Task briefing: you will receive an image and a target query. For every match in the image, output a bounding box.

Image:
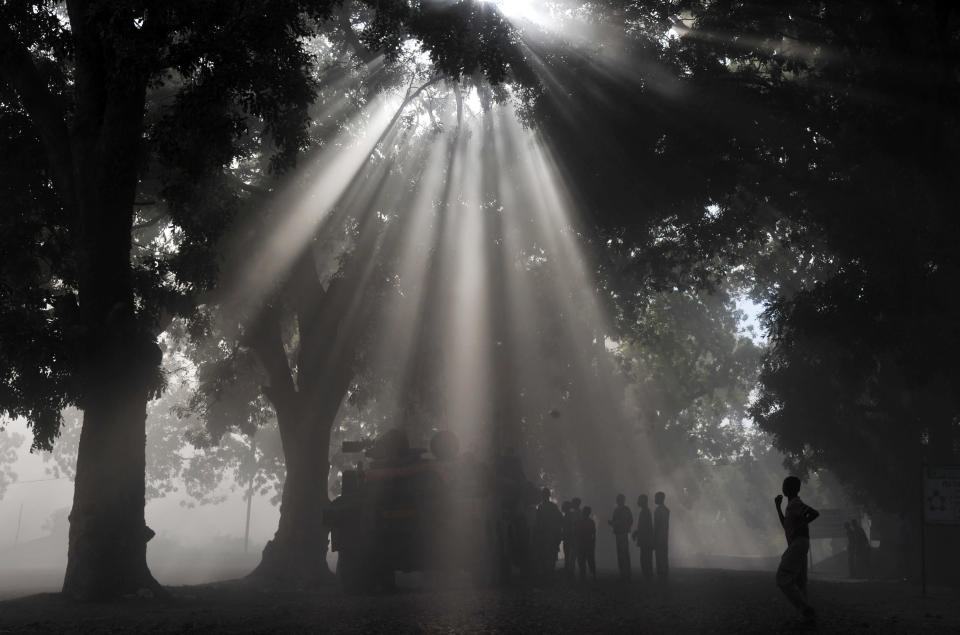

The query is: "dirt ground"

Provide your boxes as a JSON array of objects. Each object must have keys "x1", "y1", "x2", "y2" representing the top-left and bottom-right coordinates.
[{"x1": 0, "y1": 568, "x2": 957, "y2": 634}]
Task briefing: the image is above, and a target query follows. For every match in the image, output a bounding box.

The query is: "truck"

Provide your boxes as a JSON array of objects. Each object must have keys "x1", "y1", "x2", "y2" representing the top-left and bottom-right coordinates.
[{"x1": 324, "y1": 429, "x2": 536, "y2": 592}]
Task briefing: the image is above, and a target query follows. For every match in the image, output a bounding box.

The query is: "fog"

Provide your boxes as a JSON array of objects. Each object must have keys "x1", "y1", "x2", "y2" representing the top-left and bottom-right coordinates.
[
  {"x1": 3, "y1": 2, "x2": 958, "y2": 632},
  {"x1": 0, "y1": 72, "x2": 858, "y2": 600},
  {"x1": 0, "y1": 278, "x2": 855, "y2": 599},
  {"x1": 0, "y1": 420, "x2": 283, "y2": 599}
]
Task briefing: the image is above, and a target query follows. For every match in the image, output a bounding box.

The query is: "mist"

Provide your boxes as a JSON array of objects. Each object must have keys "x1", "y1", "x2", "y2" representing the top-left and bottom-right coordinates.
[{"x1": 1, "y1": 1, "x2": 958, "y2": 632}]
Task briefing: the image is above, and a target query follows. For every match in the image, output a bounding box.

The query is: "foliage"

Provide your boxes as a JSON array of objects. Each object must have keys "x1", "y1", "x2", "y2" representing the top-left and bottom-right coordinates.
[
  {"x1": 620, "y1": 285, "x2": 762, "y2": 469},
  {"x1": 0, "y1": 0, "x2": 341, "y2": 450},
  {"x1": 551, "y1": 1, "x2": 960, "y2": 511},
  {"x1": 0, "y1": 95, "x2": 75, "y2": 450},
  {"x1": 39, "y1": 344, "x2": 286, "y2": 506},
  {"x1": 677, "y1": 0, "x2": 960, "y2": 510},
  {"x1": 0, "y1": 428, "x2": 24, "y2": 500}
]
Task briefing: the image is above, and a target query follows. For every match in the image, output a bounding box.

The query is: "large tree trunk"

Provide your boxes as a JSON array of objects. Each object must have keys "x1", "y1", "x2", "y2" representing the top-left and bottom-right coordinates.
[
  {"x1": 62, "y1": 181, "x2": 160, "y2": 598},
  {"x1": 250, "y1": 396, "x2": 337, "y2": 585},
  {"x1": 62, "y1": 183, "x2": 161, "y2": 598},
  {"x1": 61, "y1": 51, "x2": 155, "y2": 595},
  {"x1": 63, "y1": 365, "x2": 159, "y2": 599}
]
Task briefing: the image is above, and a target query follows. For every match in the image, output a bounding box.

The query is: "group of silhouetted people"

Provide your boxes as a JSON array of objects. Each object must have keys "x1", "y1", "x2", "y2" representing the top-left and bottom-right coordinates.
[
  {"x1": 609, "y1": 492, "x2": 671, "y2": 583},
  {"x1": 532, "y1": 475, "x2": 824, "y2": 625},
  {"x1": 533, "y1": 488, "x2": 670, "y2": 585},
  {"x1": 560, "y1": 497, "x2": 596, "y2": 581}
]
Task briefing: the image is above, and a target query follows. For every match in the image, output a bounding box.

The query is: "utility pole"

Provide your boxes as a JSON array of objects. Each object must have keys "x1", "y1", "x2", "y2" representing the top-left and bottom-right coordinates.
[
  {"x1": 14, "y1": 502, "x2": 23, "y2": 545},
  {"x1": 920, "y1": 461, "x2": 927, "y2": 598}
]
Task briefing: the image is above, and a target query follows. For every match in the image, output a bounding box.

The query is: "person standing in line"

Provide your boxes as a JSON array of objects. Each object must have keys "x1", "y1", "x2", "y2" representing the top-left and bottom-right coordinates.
[
  {"x1": 653, "y1": 491, "x2": 670, "y2": 582},
  {"x1": 577, "y1": 506, "x2": 597, "y2": 581},
  {"x1": 632, "y1": 494, "x2": 654, "y2": 580},
  {"x1": 851, "y1": 518, "x2": 871, "y2": 579},
  {"x1": 774, "y1": 476, "x2": 820, "y2": 622},
  {"x1": 534, "y1": 488, "x2": 563, "y2": 580},
  {"x1": 843, "y1": 520, "x2": 857, "y2": 578},
  {"x1": 609, "y1": 493, "x2": 633, "y2": 582}
]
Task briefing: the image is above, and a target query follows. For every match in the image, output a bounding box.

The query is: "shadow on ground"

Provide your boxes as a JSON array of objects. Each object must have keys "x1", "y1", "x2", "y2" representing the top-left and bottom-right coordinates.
[{"x1": 0, "y1": 568, "x2": 956, "y2": 634}]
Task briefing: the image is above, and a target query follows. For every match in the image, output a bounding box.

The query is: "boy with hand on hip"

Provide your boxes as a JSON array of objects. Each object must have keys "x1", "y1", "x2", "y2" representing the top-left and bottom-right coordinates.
[{"x1": 775, "y1": 476, "x2": 820, "y2": 622}]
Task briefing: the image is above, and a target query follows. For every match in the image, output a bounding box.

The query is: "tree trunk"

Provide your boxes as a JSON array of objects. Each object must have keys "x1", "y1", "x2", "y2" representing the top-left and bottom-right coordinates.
[
  {"x1": 62, "y1": 195, "x2": 161, "y2": 598},
  {"x1": 248, "y1": 241, "x2": 368, "y2": 586},
  {"x1": 250, "y1": 396, "x2": 337, "y2": 585},
  {"x1": 62, "y1": 72, "x2": 156, "y2": 596},
  {"x1": 63, "y1": 370, "x2": 159, "y2": 599}
]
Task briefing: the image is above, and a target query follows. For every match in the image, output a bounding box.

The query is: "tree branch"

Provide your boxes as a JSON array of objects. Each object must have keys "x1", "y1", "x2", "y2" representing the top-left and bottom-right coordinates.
[
  {"x1": 383, "y1": 75, "x2": 442, "y2": 134},
  {"x1": 246, "y1": 305, "x2": 297, "y2": 411},
  {"x1": 453, "y1": 82, "x2": 464, "y2": 129}
]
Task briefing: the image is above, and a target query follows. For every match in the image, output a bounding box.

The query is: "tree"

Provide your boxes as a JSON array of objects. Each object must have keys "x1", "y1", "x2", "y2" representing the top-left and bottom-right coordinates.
[
  {"x1": 537, "y1": 1, "x2": 960, "y2": 511},
  {"x1": 175, "y1": 2, "x2": 777, "y2": 583},
  {"x1": 120, "y1": 0, "x2": 528, "y2": 585},
  {"x1": 0, "y1": 0, "x2": 364, "y2": 599},
  {"x1": 182, "y1": 100, "x2": 467, "y2": 583},
  {"x1": 663, "y1": 0, "x2": 960, "y2": 511}
]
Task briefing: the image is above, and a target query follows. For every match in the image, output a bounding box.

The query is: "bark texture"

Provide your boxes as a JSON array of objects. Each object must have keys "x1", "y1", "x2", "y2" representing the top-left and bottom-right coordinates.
[
  {"x1": 250, "y1": 397, "x2": 337, "y2": 585},
  {"x1": 63, "y1": 364, "x2": 159, "y2": 599}
]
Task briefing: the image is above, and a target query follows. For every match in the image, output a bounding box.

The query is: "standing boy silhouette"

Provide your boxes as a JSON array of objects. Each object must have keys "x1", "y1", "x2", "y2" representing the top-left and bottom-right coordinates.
[
  {"x1": 633, "y1": 494, "x2": 654, "y2": 580},
  {"x1": 775, "y1": 476, "x2": 819, "y2": 621},
  {"x1": 653, "y1": 491, "x2": 670, "y2": 582},
  {"x1": 609, "y1": 494, "x2": 633, "y2": 582}
]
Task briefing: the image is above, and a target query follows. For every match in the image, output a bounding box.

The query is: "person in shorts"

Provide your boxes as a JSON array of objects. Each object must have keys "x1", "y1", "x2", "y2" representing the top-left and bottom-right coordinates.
[{"x1": 775, "y1": 476, "x2": 819, "y2": 621}]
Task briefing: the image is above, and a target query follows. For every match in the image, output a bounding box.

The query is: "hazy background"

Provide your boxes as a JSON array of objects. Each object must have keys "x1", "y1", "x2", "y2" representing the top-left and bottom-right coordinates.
[{"x1": 0, "y1": 298, "x2": 860, "y2": 600}]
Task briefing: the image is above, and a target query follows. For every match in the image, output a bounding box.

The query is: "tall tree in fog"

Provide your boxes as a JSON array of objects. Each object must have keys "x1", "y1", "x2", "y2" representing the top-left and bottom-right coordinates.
[
  {"x1": 0, "y1": 1, "x2": 332, "y2": 598},
  {"x1": 152, "y1": 2, "x2": 528, "y2": 584}
]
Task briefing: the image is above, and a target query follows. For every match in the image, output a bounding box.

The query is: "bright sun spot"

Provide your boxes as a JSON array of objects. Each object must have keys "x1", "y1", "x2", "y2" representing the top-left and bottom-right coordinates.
[{"x1": 480, "y1": 0, "x2": 552, "y2": 27}]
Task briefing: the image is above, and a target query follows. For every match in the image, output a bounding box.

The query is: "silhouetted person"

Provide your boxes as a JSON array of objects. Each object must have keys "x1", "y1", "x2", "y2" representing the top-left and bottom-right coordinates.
[
  {"x1": 653, "y1": 491, "x2": 670, "y2": 582},
  {"x1": 496, "y1": 501, "x2": 518, "y2": 581},
  {"x1": 577, "y1": 506, "x2": 597, "y2": 581},
  {"x1": 563, "y1": 498, "x2": 581, "y2": 579},
  {"x1": 851, "y1": 518, "x2": 870, "y2": 579},
  {"x1": 609, "y1": 493, "x2": 633, "y2": 582},
  {"x1": 843, "y1": 520, "x2": 856, "y2": 578},
  {"x1": 632, "y1": 494, "x2": 654, "y2": 580},
  {"x1": 775, "y1": 476, "x2": 819, "y2": 622},
  {"x1": 534, "y1": 487, "x2": 563, "y2": 580}
]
